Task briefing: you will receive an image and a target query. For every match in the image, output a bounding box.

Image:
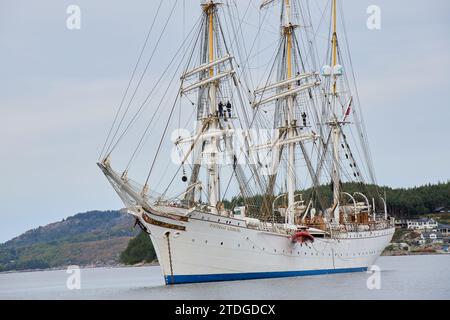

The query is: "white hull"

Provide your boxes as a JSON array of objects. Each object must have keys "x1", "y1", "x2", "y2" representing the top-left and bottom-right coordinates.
[{"x1": 136, "y1": 209, "x2": 394, "y2": 285}]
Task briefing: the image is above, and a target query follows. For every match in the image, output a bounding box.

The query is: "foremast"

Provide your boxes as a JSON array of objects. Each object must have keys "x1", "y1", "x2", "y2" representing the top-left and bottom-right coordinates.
[
  {"x1": 204, "y1": 0, "x2": 219, "y2": 214},
  {"x1": 179, "y1": 0, "x2": 259, "y2": 214}
]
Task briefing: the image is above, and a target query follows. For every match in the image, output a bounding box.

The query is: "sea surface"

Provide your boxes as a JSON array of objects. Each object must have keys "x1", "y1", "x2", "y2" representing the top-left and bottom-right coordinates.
[{"x1": 0, "y1": 255, "x2": 449, "y2": 300}]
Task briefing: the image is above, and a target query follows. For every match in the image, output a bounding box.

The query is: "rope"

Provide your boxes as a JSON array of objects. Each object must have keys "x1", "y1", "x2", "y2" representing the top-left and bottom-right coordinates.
[
  {"x1": 104, "y1": 0, "x2": 179, "y2": 158},
  {"x1": 166, "y1": 233, "x2": 174, "y2": 285},
  {"x1": 108, "y1": 15, "x2": 203, "y2": 163},
  {"x1": 98, "y1": 0, "x2": 164, "y2": 160},
  {"x1": 144, "y1": 91, "x2": 180, "y2": 187},
  {"x1": 124, "y1": 17, "x2": 204, "y2": 171}
]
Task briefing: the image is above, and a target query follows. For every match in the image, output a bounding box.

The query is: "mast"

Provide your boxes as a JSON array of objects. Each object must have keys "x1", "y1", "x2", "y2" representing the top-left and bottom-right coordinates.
[
  {"x1": 205, "y1": 0, "x2": 219, "y2": 213},
  {"x1": 284, "y1": 0, "x2": 296, "y2": 225},
  {"x1": 332, "y1": 0, "x2": 338, "y2": 95},
  {"x1": 257, "y1": 0, "x2": 320, "y2": 224},
  {"x1": 331, "y1": 0, "x2": 340, "y2": 222},
  {"x1": 179, "y1": 0, "x2": 257, "y2": 214}
]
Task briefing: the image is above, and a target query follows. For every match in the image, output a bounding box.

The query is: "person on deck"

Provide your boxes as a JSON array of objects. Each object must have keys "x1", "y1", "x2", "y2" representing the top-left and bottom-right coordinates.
[
  {"x1": 226, "y1": 100, "x2": 232, "y2": 118},
  {"x1": 296, "y1": 71, "x2": 301, "y2": 86},
  {"x1": 218, "y1": 101, "x2": 224, "y2": 118}
]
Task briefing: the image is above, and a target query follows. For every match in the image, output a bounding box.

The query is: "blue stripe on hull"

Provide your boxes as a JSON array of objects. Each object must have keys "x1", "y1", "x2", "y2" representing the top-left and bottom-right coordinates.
[{"x1": 164, "y1": 267, "x2": 368, "y2": 285}]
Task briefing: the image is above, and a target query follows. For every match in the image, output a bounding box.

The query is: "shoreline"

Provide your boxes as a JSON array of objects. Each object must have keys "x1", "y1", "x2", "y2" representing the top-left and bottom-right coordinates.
[
  {"x1": 0, "y1": 261, "x2": 160, "y2": 275},
  {"x1": 2, "y1": 253, "x2": 448, "y2": 275}
]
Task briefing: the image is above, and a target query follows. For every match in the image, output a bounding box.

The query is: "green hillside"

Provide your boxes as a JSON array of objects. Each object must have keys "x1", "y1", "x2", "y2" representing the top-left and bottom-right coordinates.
[
  {"x1": 226, "y1": 181, "x2": 450, "y2": 218},
  {"x1": 0, "y1": 210, "x2": 139, "y2": 272},
  {"x1": 120, "y1": 231, "x2": 157, "y2": 265}
]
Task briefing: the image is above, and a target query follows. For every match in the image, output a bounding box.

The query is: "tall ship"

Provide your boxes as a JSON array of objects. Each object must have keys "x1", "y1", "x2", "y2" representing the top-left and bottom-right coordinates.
[{"x1": 98, "y1": 0, "x2": 395, "y2": 285}]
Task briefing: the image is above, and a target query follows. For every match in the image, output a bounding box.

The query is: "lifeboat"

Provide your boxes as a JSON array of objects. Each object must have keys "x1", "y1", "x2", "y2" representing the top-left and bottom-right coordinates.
[{"x1": 291, "y1": 230, "x2": 314, "y2": 244}]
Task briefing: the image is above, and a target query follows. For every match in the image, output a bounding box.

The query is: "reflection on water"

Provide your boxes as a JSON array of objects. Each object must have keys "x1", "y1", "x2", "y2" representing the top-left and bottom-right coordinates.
[{"x1": 0, "y1": 255, "x2": 449, "y2": 300}]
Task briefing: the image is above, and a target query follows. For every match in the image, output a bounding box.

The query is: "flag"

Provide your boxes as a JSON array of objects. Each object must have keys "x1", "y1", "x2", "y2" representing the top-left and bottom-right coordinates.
[{"x1": 343, "y1": 97, "x2": 353, "y2": 121}]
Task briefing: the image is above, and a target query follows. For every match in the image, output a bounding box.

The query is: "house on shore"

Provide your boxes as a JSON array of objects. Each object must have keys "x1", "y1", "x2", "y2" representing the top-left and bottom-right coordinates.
[
  {"x1": 437, "y1": 224, "x2": 450, "y2": 237},
  {"x1": 433, "y1": 206, "x2": 450, "y2": 214},
  {"x1": 407, "y1": 218, "x2": 438, "y2": 230},
  {"x1": 394, "y1": 219, "x2": 408, "y2": 229},
  {"x1": 418, "y1": 231, "x2": 444, "y2": 245}
]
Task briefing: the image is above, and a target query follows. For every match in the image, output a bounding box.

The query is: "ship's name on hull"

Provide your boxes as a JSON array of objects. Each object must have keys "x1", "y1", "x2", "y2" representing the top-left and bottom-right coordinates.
[{"x1": 210, "y1": 223, "x2": 241, "y2": 233}]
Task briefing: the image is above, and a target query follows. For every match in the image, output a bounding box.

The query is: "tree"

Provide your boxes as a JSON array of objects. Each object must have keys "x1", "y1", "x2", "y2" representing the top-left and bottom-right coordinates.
[{"x1": 120, "y1": 231, "x2": 157, "y2": 265}]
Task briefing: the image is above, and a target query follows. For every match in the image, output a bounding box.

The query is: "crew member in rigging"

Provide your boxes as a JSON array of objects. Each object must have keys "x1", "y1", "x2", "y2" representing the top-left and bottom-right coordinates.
[
  {"x1": 226, "y1": 100, "x2": 232, "y2": 118},
  {"x1": 301, "y1": 112, "x2": 307, "y2": 127},
  {"x1": 218, "y1": 101, "x2": 224, "y2": 118}
]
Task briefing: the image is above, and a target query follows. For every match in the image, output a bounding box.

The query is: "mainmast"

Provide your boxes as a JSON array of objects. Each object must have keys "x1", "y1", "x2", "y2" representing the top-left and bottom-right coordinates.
[
  {"x1": 330, "y1": 0, "x2": 341, "y2": 222},
  {"x1": 256, "y1": 0, "x2": 320, "y2": 225},
  {"x1": 284, "y1": 0, "x2": 296, "y2": 225}
]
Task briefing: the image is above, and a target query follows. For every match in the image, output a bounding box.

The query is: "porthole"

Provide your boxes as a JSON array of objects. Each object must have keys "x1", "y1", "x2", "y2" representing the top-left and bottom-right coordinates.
[{"x1": 220, "y1": 241, "x2": 223, "y2": 245}]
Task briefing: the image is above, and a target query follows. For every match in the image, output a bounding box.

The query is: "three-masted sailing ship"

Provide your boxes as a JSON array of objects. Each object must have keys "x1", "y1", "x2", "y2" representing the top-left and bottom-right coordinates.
[{"x1": 98, "y1": 0, "x2": 395, "y2": 285}]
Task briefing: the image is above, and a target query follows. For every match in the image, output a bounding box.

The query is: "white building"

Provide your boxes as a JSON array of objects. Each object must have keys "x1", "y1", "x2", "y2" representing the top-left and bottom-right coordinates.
[
  {"x1": 437, "y1": 224, "x2": 450, "y2": 237},
  {"x1": 418, "y1": 231, "x2": 444, "y2": 245},
  {"x1": 407, "y1": 218, "x2": 438, "y2": 230}
]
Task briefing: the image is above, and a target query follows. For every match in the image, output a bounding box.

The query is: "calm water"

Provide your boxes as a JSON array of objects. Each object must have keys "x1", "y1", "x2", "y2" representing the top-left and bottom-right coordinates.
[{"x1": 0, "y1": 255, "x2": 449, "y2": 300}]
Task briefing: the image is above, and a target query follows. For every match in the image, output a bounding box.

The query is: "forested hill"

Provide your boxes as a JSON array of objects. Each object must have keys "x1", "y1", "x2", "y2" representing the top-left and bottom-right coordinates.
[
  {"x1": 383, "y1": 182, "x2": 450, "y2": 216},
  {"x1": 0, "y1": 210, "x2": 139, "y2": 272},
  {"x1": 310, "y1": 181, "x2": 450, "y2": 217},
  {"x1": 227, "y1": 181, "x2": 450, "y2": 217}
]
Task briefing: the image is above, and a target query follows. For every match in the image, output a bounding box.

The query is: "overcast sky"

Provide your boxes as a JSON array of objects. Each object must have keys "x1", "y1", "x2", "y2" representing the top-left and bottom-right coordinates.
[{"x1": 1, "y1": 0, "x2": 449, "y2": 242}]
